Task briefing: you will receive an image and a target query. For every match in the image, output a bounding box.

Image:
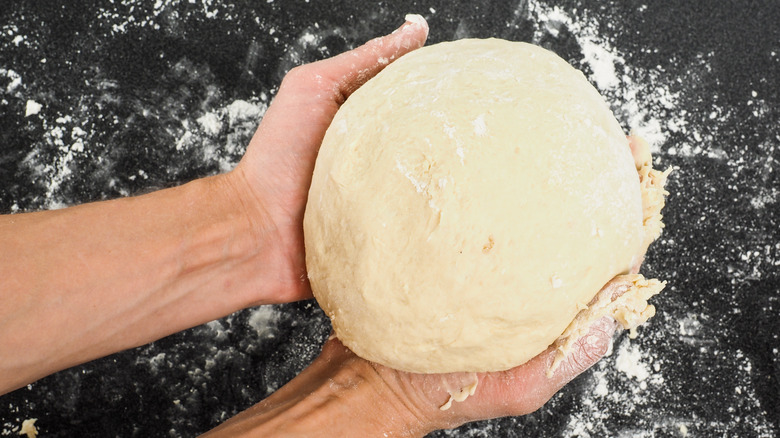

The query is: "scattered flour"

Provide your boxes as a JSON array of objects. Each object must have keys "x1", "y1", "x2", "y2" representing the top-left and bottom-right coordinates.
[
  {"x1": 1, "y1": 68, "x2": 23, "y2": 93},
  {"x1": 196, "y1": 112, "x2": 222, "y2": 136},
  {"x1": 614, "y1": 340, "x2": 651, "y2": 383},
  {"x1": 524, "y1": 2, "x2": 777, "y2": 437},
  {"x1": 185, "y1": 98, "x2": 268, "y2": 170},
  {"x1": 561, "y1": 337, "x2": 668, "y2": 437},
  {"x1": 529, "y1": 1, "x2": 686, "y2": 153},
  {"x1": 247, "y1": 306, "x2": 280, "y2": 339},
  {"x1": 97, "y1": 0, "x2": 238, "y2": 35},
  {"x1": 24, "y1": 100, "x2": 41, "y2": 117},
  {"x1": 25, "y1": 115, "x2": 88, "y2": 209},
  {"x1": 206, "y1": 320, "x2": 229, "y2": 342}
]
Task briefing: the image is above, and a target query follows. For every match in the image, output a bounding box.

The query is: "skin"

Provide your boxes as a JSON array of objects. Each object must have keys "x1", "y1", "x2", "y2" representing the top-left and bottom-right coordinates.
[
  {"x1": 0, "y1": 16, "x2": 647, "y2": 436},
  {"x1": 203, "y1": 318, "x2": 619, "y2": 437}
]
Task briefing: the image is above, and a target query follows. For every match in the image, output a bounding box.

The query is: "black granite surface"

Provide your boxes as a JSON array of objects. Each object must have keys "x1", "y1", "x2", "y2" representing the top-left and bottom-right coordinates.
[{"x1": 1, "y1": 1, "x2": 778, "y2": 436}]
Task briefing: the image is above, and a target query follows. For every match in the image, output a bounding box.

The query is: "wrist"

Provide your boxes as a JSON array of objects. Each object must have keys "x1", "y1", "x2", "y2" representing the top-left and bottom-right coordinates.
[
  {"x1": 218, "y1": 168, "x2": 275, "y2": 251},
  {"x1": 205, "y1": 340, "x2": 434, "y2": 437},
  {"x1": 223, "y1": 166, "x2": 312, "y2": 305},
  {"x1": 167, "y1": 173, "x2": 275, "y2": 310}
]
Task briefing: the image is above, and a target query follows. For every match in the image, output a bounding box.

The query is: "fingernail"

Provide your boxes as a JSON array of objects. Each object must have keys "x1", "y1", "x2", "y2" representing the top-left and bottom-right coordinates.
[
  {"x1": 404, "y1": 13, "x2": 427, "y2": 26},
  {"x1": 393, "y1": 13, "x2": 429, "y2": 36}
]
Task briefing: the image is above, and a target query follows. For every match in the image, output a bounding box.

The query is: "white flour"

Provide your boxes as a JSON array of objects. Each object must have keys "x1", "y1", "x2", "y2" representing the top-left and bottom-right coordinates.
[
  {"x1": 16, "y1": 94, "x2": 267, "y2": 210},
  {"x1": 247, "y1": 306, "x2": 281, "y2": 339},
  {"x1": 529, "y1": 1, "x2": 686, "y2": 153},
  {"x1": 177, "y1": 97, "x2": 269, "y2": 173},
  {"x1": 525, "y1": 1, "x2": 777, "y2": 437}
]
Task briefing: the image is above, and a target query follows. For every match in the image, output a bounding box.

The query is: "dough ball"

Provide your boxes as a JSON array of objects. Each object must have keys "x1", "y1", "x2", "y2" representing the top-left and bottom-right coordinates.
[{"x1": 304, "y1": 39, "x2": 644, "y2": 373}]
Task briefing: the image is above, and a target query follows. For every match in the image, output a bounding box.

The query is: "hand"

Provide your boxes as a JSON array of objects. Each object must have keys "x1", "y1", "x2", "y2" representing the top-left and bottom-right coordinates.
[
  {"x1": 204, "y1": 314, "x2": 618, "y2": 436},
  {"x1": 227, "y1": 16, "x2": 429, "y2": 305},
  {"x1": 0, "y1": 17, "x2": 428, "y2": 394},
  {"x1": 627, "y1": 134, "x2": 652, "y2": 169},
  {"x1": 0, "y1": 15, "x2": 429, "y2": 395},
  {"x1": 334, "y1": 317, "x2": 617, "y2": 435}
]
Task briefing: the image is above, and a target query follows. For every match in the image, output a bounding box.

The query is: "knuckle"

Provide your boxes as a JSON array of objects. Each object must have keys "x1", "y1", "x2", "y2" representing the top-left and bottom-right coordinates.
[
  {"x1": 280, "y1": 65, "x2": 306, "y2": 87},
  {"x1": 567, "y1": 333, "x2": 610, "y2": 374},
  {"x1": 280, "y1": 64, "x2": 323, "y2": 91}
]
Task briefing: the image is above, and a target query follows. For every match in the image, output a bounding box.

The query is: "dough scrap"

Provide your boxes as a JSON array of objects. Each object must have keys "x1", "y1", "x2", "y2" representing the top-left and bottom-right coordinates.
[
  {"x1": 548, "y1": 135, "x2": 671, "y2": 375},
  {"x1": 548, "y1": 274, "x2": 666, "y2": 376},
  {"x1": 439, "y1": 373, "x2": 479, "y2": 411},
  {"x1": 305, "y1": 39, "x2": 668, "y2": 374},
  {"x1": 18, "y1": 419, "x2": 37, "y2": 438},
  {"x1": 634, "y1": 136, "x2": 672, "y2": 252}
]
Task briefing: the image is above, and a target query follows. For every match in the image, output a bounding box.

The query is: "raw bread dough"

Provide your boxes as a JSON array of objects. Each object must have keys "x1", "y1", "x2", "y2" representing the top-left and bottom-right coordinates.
[
  {"x1": 304, "y1": 39, "x2": 666, "y2": 373},
  {"x1": 18, "y1": 418, "x2": 37, "y2": 438}
]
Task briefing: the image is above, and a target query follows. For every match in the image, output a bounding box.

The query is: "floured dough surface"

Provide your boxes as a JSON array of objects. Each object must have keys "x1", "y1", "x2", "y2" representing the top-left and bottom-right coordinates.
[{"x1": 305, "y1": 39, "x2": 659, "y2": 373}]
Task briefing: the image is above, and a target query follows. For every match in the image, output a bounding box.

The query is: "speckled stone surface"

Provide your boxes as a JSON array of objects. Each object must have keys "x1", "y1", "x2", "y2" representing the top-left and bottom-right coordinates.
[{"x1": 1, "y1": 1, "x2": 778, "y2": 436}]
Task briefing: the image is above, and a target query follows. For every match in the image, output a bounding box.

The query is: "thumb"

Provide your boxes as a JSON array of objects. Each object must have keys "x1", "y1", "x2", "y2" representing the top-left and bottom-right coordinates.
[
  {"x1": 313, "y1": 13, "x2": 430, "y2": 104},
  {"x1": 255, "y1": 14, "x2": 429, "y2": 146},
  {"x1": 547, "y1": 316, "x2": 618, "y2": 385},
  {"x1": 241, "y1": 14, "x2": 429, "y2": 197}
]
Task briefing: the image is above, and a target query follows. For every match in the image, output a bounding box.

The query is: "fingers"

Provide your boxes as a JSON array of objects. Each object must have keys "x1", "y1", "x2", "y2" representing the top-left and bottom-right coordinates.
[
  {"x1": 627, "y1": 134, "x2": 652, "y2": 169},
  {"x1": 241, "y1": 14, "x2": 429, "y2": 199},
  {"x1": 314, "y1": 13, "x2": 430, "y2": 105},
  {"x1": 321, "y1": 319, "x2": 616, "y2": 431},
  {"x1": 496, "y1": 318, "x2": 615, "y2": 415},
  {"x1": 598, "y1": 273, "x2": 641, "y2": 301},
  {"x1": 275, "y1": 13, "x2": 428, "y2": 110},
  {"x1": 548, "y1": 317, "x2": 617, "y2": 383},
  {"x1": 437, "y1": 318, "x2": 617, "y2": 425}
]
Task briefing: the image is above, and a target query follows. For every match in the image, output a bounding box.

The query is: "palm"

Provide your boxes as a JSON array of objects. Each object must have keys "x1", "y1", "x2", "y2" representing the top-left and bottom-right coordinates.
[
  {"x1": 230, "y1": 19, "x2": 429, "y2": 304},
  {"x1": 318, "y1": 316, "x2": 615, "y2": 432}
]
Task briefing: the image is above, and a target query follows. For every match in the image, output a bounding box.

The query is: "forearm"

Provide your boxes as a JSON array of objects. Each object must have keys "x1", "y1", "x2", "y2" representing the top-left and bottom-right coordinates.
[{"x1": 0, "y1": 172, "x2": 283, "y2": 394}]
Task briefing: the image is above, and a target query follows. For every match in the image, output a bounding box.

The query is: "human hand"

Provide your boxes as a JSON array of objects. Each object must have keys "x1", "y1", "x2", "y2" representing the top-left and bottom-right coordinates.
[
  {"x1": 628, "y1": 134, "x2": 652, "y2": 169},
  {"x1": 205, "y1": 298, "x2": 621, "y2": 436},
  {"x1": 0, "y1": 17, "x2": 429, "y2": 394},
  {"x1": 226, "y1": 16, "x2": 429, "y2": 305},
  {"x1": 328, "y1": 318, "x2": 618, "y2": 435}
]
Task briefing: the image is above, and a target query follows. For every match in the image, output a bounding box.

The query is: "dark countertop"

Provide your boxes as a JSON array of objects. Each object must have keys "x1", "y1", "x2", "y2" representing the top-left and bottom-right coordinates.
[{"x1": 1, "y1": 1, "x2": 778, "y2": 436}]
